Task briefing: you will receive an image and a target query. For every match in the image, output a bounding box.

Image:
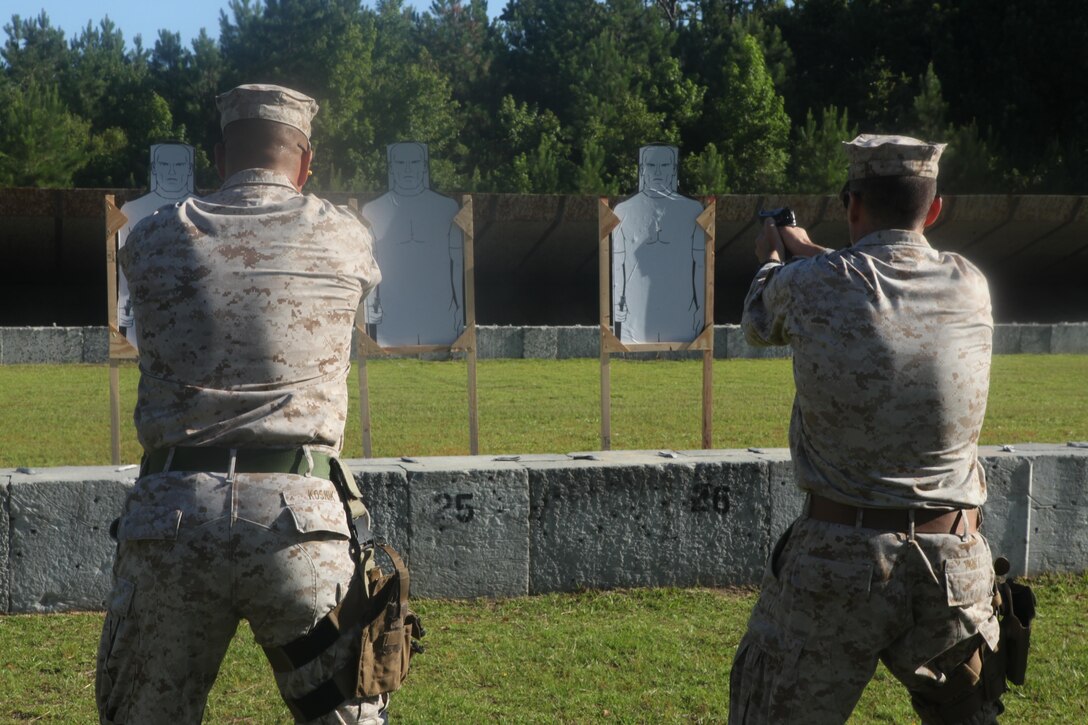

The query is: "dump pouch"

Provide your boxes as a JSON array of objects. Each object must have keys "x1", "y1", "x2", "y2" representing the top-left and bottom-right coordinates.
[
  {"x1": 357, "y1": 542, "x2": 425, "y2": 697},
  {"x1": 996, "y1": 578, "x2": 1036, "y2": 686}
]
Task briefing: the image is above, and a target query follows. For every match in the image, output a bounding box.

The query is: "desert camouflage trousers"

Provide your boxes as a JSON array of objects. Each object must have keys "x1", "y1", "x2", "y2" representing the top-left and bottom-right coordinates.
[
  {"x1": 729, "y1": 516, "x2": 1002, "y2": 724},
  {"x1": 96, "y1": 470, "x2": 386, "y2": 724}
]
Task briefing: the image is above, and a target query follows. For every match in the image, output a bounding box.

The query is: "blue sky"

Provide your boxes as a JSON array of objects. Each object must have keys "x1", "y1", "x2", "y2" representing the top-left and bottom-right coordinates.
[{"x1": 5, "y1": 1, "x2": 503, "y2": 49}]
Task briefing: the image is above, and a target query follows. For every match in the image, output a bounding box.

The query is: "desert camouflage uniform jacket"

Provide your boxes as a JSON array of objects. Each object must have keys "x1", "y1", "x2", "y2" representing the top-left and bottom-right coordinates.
[
  {"x1": 120, "y1": 168, "x2": 380, "y2": 453},
  {"x1": 742, "y1": 229, "x2": 993, "y2": 509}
]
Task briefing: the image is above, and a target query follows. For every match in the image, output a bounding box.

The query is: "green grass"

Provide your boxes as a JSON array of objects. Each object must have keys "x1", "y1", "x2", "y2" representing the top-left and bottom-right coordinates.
[
  {"x1": 2, "y1": 574, "x2": 1086, "y2": 723},
  {"x1": 1, "y1": 356, "x2": 1085, "y2": 721},
  {"x1": 1, "y1": 355, "x2": 1084, "y2": 468}
]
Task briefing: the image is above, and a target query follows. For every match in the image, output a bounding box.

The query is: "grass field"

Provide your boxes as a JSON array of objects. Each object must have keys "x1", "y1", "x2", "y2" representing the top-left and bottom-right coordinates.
[
  {"x1": 1, "y1": 355, "x2": 1085, "y2": 722},
  {"x1": 2, "y1": 574, "x2": 1086, "y2": 723},
  {"x1": 1, "y1": 355, "x2": 1085, "y2": 468}
]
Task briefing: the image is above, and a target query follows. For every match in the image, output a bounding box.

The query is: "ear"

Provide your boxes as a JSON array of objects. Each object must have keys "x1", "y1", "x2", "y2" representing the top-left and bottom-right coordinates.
[
  {"x1": 847, "y1": 191, "x2": 863, "y2": 226},
  {"x1": 923, "y1": 194, "x2": 943, "y2": 228},
  {"x1": 214, "y1": 143, "x2": 226, "y2": 181},
  {"x1": 295, "y1": 146, "x2": 313, "y2": 191}
]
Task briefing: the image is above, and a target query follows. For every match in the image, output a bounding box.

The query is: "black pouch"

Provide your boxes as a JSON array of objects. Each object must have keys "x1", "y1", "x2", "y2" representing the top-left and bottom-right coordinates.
[{"x1": 996, "y1": 578, "x2": 1036, "y2": 685}]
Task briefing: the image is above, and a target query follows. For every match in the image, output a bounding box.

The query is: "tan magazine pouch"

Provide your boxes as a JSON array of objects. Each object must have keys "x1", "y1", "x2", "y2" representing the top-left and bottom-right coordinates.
[{"x1": 358, "y1": 542, "x2": 424, "y2": 697}]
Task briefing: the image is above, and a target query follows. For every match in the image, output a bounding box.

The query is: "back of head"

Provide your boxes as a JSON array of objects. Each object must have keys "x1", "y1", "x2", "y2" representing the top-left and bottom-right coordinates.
[
  {"x1": 215, "y1": 83, "x2": 318, "y2": 179},
  {"x1": 850, "y1": 175, "x2": 937, "y2": 230},
  {"x1": 222, "y1": 118, "x2": 310, "y2": 175},
  {"x1": 843, "y1": 134, "x2": 944, "y2": 230}
]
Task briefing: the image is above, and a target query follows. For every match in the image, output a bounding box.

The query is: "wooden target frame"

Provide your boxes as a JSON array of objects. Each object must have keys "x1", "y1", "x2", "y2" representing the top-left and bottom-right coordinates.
[
  {"x1": 355, "y1": 195, "x2": 479, "y2": 456},
  {"x1": 598, "y1": 196, "x2": 716, "y2": 450},
  {"x1": 104, "y1": 194, "x2": 133, "y2": 465}
]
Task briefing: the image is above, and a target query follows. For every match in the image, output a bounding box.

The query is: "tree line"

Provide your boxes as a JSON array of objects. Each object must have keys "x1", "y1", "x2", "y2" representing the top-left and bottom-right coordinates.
[{"x1": 1, "y1": 0, "x2": 1084, "y2": 195}]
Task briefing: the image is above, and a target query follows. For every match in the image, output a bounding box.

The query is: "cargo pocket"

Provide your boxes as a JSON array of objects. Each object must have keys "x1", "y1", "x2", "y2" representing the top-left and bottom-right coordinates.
[
  {"x1": 96, "y1": 578, "x2": 137, "y2": 724},
  {"x1": 729, "y1": 632, "x2": 805, "y2": 724}
]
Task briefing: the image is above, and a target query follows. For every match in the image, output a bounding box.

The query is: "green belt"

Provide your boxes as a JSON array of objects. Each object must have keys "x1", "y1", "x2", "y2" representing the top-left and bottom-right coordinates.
[{"x1": 141, "y1": 447, "x2": 333, "y2": 480}]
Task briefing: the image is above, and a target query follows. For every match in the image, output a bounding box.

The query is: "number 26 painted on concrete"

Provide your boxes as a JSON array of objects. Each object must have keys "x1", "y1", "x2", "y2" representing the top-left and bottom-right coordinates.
[{"x1": 690, "y1": 484, "x2": 729, "y2": 514}]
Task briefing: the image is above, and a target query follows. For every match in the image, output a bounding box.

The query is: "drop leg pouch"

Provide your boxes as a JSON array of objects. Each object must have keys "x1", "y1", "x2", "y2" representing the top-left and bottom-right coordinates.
[{"x1": 358, "y1": 542, "x2": 424, "y2": 697}]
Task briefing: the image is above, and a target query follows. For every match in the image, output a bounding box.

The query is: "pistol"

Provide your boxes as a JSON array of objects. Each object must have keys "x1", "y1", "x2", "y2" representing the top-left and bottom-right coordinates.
[{"x1": 758, "y1": 207, "x2": 797, "y2": 227}]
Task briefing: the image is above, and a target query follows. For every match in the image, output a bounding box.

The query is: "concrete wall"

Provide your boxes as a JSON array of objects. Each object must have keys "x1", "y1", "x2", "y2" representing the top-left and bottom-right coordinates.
[
  {"x1": 2, "y1": 444, "x2": 1085, "y2": 613},
  {"x1": 3, "y1": 323, "x2": 1088, "y2": 364}
]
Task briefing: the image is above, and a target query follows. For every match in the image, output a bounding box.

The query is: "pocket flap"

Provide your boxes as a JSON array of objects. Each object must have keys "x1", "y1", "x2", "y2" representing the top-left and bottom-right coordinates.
[
  {"x1": 117, "y1": 506, "x2": 182, "y2": 542},
  {"x1": 276, "y1": 499, "x2": 351, "y2": 538},
  {"x1": 944, "y1": 551, "x2": 994, "y2": 606}
]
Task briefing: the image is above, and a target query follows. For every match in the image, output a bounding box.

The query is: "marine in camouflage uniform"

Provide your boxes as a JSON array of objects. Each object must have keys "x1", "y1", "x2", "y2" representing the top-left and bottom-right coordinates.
[
  {"x1": 729, "y1": 135, "x2": 1003, "y2": 724},
  {"x1": 96, "y1": 85, "x2": 385, "y2": 724}
]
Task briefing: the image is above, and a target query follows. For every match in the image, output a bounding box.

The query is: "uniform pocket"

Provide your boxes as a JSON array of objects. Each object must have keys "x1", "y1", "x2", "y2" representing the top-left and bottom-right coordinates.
[
  {"x1": 275, "y1": 498, "x2": 352, "y2": 539},
  {"x1": 729, "y1": 632, "x2": 806, "y2": 723},
  {"x1": 790, "y1": 554, "x2": 873, "y2": 601},
  {"x1": 96, "y1": 578, "x2": 137, "y2": 723},
  {"x1": 944, "y1": 549, "x2": 994, "y2": 607},
  {"x1": 116, "y1": 506, "x2": 182, "y2": 542}
]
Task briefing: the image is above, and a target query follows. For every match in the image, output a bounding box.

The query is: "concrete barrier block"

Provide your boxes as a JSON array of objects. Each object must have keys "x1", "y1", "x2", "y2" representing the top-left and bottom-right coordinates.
[
  {"x1": 721, "y1": 326, "x2": 791, "y2": 359},
  {"x1": 1, "y1": 474, "x2": 10, "y2": 610},
  {"x1": 556, "y1": 326, "x2": 599, "y2": 359},
  {"x1": 351, "y1": 462, "x2": 411, "y2": 559},
  {"x1": 765, "y1": 455, "x2": 803, "y2": 539},
  {"x1": 8, "y1": 469, "x2": 133, "y2": 613},
  {"x1": 1051, "y1": 323, "x2": 1088, "y2": 354},
  {"x1": 477, "y1": 326, "x2": 524, "y2": 359},
  {"x1": 714, "y1": 325, "x2": 731, "y2": 359},
  {"x1": 404, "y1": 461, "x2": 529, "y2": 598},
  {"x1": 523, "y1": 327, "x2": 558, "y2": 358},
  {"x1": 81, "y1": 327, "x2": 109, "y2": 363},
  {"x1": 527, "y1": 454, "x2": 768, "y2": 593},
  {"x1": 980, "y1": 453, "x2": 1033, "y2": 577},
  {"x1": 2, "y1": 327, "x2": 83, "y2": 364},
  {"x1": 1025, "y1": 454, "x2": 1088, "y2": 575},
  {"x1": 991, "y1": 325, "x2": 1021, "y2": 355},
  {"x1": 1018, "y1": 324, "x2": 1052, "y2": 354}
]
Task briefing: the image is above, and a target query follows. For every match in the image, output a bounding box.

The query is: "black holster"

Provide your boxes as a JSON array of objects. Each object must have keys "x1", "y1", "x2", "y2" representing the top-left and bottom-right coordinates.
[{"x1": 995, "y1": 577, "x2": 1036, "y2": 685}]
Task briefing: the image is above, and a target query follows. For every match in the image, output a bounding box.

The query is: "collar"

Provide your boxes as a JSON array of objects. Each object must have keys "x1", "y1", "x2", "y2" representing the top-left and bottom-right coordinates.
[
  {"x1": 853, "y1": 229, "x2": 931, "y2": 250},
  {"x1": 221, "y1": 168, "x2": 300, "y2": 192}
]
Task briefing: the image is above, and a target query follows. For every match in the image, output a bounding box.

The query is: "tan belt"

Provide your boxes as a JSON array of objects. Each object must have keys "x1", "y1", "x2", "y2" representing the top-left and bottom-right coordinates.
[{"x1": 807, "y1": 494, "x2": 979, "y2": 535}]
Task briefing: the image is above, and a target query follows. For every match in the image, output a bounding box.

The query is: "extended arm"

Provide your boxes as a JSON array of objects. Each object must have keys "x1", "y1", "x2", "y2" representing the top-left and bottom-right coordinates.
[
  {"x1": 744, "y1": 219, "x2": 799, "y2": 347},
  {"x1": 756, "y1": 218, "x2": 828, "y2": 263}
]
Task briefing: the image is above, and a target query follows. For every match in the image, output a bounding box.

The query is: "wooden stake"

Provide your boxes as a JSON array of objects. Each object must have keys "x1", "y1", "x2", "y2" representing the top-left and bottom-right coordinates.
[
  {"x1": 699, "y1": 199, "x2": 717, "y2": 449},
  {"x1": 598, "y1": 198, "x2": 621, "y2": 450},
  {"x1": 110, "y1": 361, "x2": 122, "y2": 465},
  {"x1": 348, "y1": 197, "x2": 377, "y2": 458},
  {"x1": 458, "y1": 196, "x2": 479, "y2": 455},
  {"x1": 358, "y1": 334, "x2": 373, "y2": 458},
  {"x1": 104, "y1": 195, "x2": 130, "y2": 465}
]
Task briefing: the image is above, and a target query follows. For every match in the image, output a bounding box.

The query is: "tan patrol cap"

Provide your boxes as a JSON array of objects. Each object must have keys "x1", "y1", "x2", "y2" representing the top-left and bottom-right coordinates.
[
  {"x1": 216, "y1": 84, "x2": 319, "y2": 140},
  {"x1": 844, "y1": 134, "x2": 946, "y2": 181}
]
